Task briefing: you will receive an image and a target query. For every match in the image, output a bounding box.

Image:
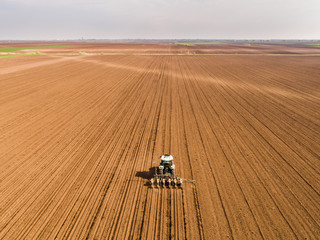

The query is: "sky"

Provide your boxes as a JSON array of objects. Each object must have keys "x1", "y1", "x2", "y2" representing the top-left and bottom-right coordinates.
[{"x1": 1, "y1": 0, "x2": 319, "y2": 40}]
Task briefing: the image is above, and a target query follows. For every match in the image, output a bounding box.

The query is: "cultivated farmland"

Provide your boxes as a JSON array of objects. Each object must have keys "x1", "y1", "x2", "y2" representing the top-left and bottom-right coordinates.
[{"x1": 0, "y1": 42, "x2": 319, "y2": 239}]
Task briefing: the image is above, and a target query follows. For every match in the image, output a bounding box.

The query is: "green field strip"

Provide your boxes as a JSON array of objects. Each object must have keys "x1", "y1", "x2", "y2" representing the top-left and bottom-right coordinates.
[
  {"x1": 0, "y1": 45, "x2": 73, "y2": 53},
  {"x1": 0, "y1": 54, "x2": 32, "y2": 58}
]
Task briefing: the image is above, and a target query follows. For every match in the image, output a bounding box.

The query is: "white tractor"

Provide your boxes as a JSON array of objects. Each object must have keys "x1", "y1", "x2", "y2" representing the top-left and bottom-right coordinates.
[{"x1": 150, "y1": 154, "x2": 182, "y2": 187}]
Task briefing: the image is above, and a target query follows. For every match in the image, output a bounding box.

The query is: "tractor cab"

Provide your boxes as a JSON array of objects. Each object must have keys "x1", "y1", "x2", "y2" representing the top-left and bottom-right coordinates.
[{"x1": 160, "y1": 154, "x2": 174, "y2": 167}]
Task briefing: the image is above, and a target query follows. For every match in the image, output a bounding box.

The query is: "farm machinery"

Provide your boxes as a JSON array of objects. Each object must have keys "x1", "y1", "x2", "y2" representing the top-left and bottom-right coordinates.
[{"x1": 150, "y1": 154, "x2": 183, "y2": 187}]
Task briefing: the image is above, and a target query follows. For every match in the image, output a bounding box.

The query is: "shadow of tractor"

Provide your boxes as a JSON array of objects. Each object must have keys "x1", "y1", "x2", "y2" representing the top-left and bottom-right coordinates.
[
  {"x1": 135, "y1": 167, "x2": 157, "y2": 188},
  {"x1": 135, "y1": 167, "x2": 156, "y2": 180}
]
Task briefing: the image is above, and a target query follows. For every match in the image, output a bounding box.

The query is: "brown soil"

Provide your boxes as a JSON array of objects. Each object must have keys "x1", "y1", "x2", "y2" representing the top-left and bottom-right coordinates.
[{"x1": 0, "y1": 43, "x2": 319, "y2": 239}]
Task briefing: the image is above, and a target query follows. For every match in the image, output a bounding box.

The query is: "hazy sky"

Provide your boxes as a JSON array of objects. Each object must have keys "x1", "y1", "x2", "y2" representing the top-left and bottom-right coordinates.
[{"x1": 1, "y1": 0, "x2": 319, "y2": 40}]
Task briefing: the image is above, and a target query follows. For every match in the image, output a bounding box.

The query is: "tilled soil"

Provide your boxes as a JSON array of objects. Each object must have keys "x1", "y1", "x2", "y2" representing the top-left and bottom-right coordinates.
[{"x1": 0, "y1": 50, "x2": 319, "y2": 239}]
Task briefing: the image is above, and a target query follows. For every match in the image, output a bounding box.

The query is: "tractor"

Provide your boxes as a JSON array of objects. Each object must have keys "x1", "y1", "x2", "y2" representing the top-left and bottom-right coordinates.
[{"x1": 150, "y1": 154, "x2": 182, "y2": 187}]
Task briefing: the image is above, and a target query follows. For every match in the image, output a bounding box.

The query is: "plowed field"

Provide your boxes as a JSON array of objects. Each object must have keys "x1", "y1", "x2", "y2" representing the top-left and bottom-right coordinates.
[{"x1": 0, "y1": 45, "x2": 320, "y2": 239}]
